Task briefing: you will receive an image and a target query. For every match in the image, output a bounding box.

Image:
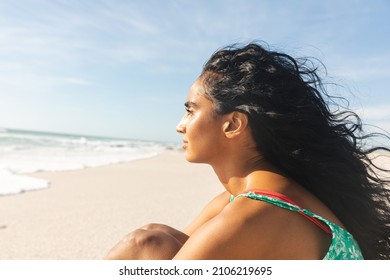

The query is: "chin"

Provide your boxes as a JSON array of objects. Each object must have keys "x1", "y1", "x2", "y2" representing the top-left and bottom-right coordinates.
[
  {"x1": 184, "y1": 151, "x2": 198, "y2": 163},
  {"x1": 185, "y1": 153, "x2": 209, "y2": 164},
  {"x1": 185, "y1": 155, "x2": 197, "y2": 163}
]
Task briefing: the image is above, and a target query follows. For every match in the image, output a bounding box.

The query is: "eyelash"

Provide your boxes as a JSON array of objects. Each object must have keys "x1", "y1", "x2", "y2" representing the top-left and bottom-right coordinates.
[{"x1": 185, "y1": 108, "x2": 193, "y2": 115}]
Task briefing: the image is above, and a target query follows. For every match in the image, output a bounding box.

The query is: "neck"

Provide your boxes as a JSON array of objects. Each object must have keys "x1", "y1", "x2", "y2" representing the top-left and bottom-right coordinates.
[{"x1": 210, "y1": 149, "x2": 288, "y2": 196}]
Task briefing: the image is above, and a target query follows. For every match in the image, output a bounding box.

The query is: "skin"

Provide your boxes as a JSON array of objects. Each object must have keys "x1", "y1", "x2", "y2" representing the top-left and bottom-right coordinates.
[{"x1": 105, "y1": 78, "x2": 344, "y2": 260}]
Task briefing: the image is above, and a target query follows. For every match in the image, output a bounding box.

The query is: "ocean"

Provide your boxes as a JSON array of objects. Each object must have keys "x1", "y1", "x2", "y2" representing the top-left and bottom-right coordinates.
[{"x1": 0, "y1": 128, "x2": 169, "y2": 196}]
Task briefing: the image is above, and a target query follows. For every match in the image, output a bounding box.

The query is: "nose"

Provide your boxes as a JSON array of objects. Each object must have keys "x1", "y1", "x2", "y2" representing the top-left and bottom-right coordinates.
[{"x1": 176, "y1": 118, "x2": 186, "y2": 134}]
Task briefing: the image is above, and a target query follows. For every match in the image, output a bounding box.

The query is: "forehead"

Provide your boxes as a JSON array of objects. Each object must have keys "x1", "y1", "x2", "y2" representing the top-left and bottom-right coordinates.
[
  {"x1": 188, "y1": 79, "x2": 203, "y2": 97},
  {"x1": 186, "y1": 79, "x2": 209, "y2": 105}
]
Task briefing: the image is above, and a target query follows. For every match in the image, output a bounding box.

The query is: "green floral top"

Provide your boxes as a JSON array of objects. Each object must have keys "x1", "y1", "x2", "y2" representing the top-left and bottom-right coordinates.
[{"x1": 230, "y1": 191, "x2": 364, "y2": 260}]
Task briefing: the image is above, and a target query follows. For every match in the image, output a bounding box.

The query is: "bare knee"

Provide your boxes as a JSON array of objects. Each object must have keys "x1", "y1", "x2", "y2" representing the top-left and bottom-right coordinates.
[
  {"x1": 140, "y1": 223, "x2": 165, "y2": 231},
  {"x1": 105, "y1": 229, "x2": 148, "y2": 260},
  {"x1": 105, "y1": 229, "x2": 182, "y2": 260},
  {"x1": 140, "y1": 223, "x2": 189, "y2": 244},
  {"x1": 128, "y1": 228, "x2": 165, "y2": 248}
]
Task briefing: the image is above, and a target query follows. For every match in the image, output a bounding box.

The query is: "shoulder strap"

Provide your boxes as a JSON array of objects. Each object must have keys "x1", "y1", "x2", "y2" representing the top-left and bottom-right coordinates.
[{"x1": 246, "y1": 189, "x2": 332, "y2": 235}]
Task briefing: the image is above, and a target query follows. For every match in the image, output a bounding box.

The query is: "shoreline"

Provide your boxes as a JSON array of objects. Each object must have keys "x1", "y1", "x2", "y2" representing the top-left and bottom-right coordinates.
[{"x1": 0, "y1": 150, "x2": 221, "y2": 259}]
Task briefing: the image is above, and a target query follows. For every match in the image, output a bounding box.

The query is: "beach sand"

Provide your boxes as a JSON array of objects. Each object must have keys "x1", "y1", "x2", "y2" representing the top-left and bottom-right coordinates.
[{"x1": 0, "y1": 151, "x2": 221, "y2": 260}]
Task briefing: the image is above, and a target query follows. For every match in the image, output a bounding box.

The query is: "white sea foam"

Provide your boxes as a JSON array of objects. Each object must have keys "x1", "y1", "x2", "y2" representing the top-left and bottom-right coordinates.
[
  {"x1": 0, "y1": 129, "x2": 167, "y2": 196},
  {"x1": 0, "y1": 169, "x2": 49, "y2": 195}
]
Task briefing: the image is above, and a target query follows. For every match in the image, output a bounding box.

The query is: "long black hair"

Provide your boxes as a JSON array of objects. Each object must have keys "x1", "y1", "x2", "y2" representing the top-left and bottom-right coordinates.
[{"x1": 200, "y1": 42, "x2": 390, "y2": 259}]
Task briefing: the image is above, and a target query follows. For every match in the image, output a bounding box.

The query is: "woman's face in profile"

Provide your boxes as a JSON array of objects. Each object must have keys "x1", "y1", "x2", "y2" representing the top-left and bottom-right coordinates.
[{"x1": 176, "y1": 79, "x2": 226, "y2": 164}]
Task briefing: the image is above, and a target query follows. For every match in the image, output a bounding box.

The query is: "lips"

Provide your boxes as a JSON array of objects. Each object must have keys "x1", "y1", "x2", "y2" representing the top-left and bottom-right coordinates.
[{"x1": 182, "y1": 140, "x2": 188, "y2": 149}]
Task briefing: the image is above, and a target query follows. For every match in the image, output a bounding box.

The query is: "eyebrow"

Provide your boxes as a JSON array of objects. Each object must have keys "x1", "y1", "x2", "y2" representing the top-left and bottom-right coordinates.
[{"x1": 184, "y1": 101, "x2": 197, "y2": 108}]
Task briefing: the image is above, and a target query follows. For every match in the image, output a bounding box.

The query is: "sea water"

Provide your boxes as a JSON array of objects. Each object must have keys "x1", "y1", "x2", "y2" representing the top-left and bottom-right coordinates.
[{"x1": 0, "y1": 128, "x2": 168, "y2": 196}]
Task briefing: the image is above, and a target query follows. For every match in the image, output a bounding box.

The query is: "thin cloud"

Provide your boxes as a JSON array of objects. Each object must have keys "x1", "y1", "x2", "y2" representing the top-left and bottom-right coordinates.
[
  {"x1": 331, "y1": 54, "x2": 390, "y2": 82},
  {"x1": 356, "y1": 105, "x2": 390, "y2": 120},
  {"x1": 0, "y1": 73, "x2": 90, "y2": 91}
]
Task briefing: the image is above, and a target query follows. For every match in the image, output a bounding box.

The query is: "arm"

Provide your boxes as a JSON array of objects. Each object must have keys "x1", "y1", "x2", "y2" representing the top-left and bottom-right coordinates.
[
  {"x1": 173, "y1": 196, "x2": 281, "y2": 260},
  {"x1": 173, "y1": 195, "x2": 328, "y2": 260},
  {"x1": 173, "y1": 199, "x2": 254, "y2": 259}
]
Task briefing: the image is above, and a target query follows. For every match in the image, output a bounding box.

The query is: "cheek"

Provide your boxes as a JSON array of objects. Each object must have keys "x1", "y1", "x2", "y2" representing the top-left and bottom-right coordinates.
[
  {"x1": 189, "y1": 117, "x2": 210, "y2": 135},
  {"x1": 193, "y1": 119, "x2": 222, "y2": 143}
]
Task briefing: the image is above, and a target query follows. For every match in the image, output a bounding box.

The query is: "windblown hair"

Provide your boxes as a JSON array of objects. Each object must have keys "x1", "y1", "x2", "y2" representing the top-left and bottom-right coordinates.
[{"x1": 200, "y1": 42, "x2": 390, "y2": 259}]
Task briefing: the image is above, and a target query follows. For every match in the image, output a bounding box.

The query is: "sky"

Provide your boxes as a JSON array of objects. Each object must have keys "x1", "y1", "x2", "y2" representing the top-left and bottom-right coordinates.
[{"x1": 0, "y1": 0, "x2": 390, "y2": 143}]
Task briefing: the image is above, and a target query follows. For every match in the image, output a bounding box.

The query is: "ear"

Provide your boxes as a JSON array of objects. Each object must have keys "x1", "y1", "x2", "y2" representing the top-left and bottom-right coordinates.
[{"x1": 222, "y1": 112, "x2": 249, "y2": 138}]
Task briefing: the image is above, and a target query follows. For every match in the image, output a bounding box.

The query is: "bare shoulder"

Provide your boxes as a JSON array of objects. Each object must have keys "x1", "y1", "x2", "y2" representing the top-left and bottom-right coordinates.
[
  {"x1": 175, "y1": 196, "x2": 283, "y2": 259},
  {"x1": 175, "y1": 195, "x2": 330, "y2": 259}
]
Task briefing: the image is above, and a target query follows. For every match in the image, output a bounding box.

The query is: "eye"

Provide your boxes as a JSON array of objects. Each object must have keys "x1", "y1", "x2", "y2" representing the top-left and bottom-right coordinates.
[{"x1": 185, "y1": 108, "x2": 193, "y2": 116}]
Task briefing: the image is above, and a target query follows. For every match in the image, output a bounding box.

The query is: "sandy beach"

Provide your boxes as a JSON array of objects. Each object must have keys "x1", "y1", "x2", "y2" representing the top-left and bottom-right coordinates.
[{"x1": 0, "y1": 151, "x2": 221, "y2": 260}]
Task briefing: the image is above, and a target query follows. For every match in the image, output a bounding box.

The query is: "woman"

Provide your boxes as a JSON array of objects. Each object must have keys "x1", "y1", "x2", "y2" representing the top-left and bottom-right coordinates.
[{"x1": 106, "y1": 42, "x2": 390, "y2": 259}]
